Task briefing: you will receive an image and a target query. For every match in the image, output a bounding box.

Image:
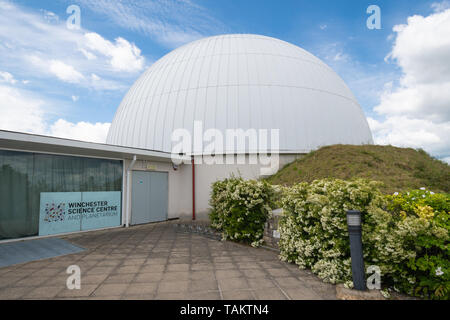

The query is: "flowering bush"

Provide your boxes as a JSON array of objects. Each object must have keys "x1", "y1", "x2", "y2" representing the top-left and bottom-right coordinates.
[
  {"x1": 209, "y1": 176, "x2": 275, "y2": 247},
  {"x1": 209, "y1": 175, "x2": 449, "y2": 299},
  {"x1": 278, "y1": 180, "x2": 449, "y2": 300},
  {"x1": 386, "y1": 188, "x2": 448, "y2": 219},
  {"x1": 383, "y1": 189, "x2": 449, "y2": 299},
  {"x1": 278, "y1": 179, "x2": 388, "y2": 285}
]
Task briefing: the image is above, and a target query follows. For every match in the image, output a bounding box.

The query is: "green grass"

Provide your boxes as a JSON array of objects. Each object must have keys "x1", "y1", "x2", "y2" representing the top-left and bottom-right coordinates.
[{"x1": 266, "y1": 145, "x2": 450, "y2": 194}]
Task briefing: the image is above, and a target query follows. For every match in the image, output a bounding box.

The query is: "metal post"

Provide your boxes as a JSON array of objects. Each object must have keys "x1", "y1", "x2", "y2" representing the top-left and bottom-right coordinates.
[
  {"x1": 346, "y1": 210, "x2": 366, "y2": 291},
  {"x1": 191, "y1": 156, "x2": 196, "y2": 221}
]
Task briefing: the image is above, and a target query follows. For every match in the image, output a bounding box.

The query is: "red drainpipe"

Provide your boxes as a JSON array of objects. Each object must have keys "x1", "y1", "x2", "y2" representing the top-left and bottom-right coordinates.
[{"x1": 191, "y1": 156, "x2": 196, "y2": 220}]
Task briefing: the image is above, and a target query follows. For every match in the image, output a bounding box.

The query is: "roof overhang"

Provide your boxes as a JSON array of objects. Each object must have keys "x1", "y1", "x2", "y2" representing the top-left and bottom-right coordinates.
[{"x1": 0, "y1": 130, "x2": 184, "y2": 163}]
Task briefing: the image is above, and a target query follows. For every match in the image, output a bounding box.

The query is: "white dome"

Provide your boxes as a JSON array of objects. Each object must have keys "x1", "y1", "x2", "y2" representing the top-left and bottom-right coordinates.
[{"x1": 107, "y1": 34, "x2": 373, "y2": 153}]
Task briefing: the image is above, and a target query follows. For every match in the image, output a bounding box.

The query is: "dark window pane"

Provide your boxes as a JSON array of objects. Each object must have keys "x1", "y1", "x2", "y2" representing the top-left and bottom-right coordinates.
[{"x1": 0, "y1": 150, "x2": 122, "y2": 240}]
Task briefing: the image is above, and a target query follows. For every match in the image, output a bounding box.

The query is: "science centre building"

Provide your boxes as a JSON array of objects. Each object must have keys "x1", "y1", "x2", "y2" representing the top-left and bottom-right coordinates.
[{"x1": 0, "y1": 34, "x2": 372, "y2": 241}]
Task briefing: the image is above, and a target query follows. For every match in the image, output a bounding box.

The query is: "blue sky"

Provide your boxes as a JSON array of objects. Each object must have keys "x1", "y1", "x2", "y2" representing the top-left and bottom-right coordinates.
[{"x1": 0, "y1": 0, "x2": 449, "y2": 161}]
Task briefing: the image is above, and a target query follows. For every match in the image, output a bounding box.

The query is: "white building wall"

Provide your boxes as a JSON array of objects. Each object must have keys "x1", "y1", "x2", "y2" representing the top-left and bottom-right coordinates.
[
  {"x1": 183, "y1": 154, "x2": 303, "y2": 220},
  {"x1": 123, "y1": 154, "x2": 302, "y2": 223},
  {"x1": 122, "y1": 159, "x2": 192, "y2": 224}
]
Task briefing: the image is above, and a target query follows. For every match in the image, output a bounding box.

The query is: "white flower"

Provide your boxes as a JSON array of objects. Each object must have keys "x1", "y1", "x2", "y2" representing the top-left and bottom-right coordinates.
[
  {"x1": 430, "y1": 191, "x2": 435, "y2": 195},
  {"x1": 380, "y1": 289, "x2": 391, "y2": 299},
  {"x1": 393, "y1": 192, "x2": 399, "y2": 196},
  {"x1": 420, "y1": 187, "x2": 426, "y2": 190},
  {"x1": 435, "y1": 267, "x2": 444, "y2": 276}
]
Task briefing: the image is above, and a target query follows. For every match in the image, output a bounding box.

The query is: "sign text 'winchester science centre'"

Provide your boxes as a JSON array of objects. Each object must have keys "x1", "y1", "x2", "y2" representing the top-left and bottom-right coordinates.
[{"x1": 39, "y1": 191, "x2": 121, "y2": 236}]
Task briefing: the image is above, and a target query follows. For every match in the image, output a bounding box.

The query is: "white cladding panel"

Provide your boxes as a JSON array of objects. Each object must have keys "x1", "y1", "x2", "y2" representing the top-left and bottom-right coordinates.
[{"x1": 107, "y1": 34, "x2": 373, "y2": 153}]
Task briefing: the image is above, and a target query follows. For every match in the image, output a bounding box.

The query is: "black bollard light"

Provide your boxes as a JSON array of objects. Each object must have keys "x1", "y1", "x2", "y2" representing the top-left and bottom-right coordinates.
[{"x1": 346, "y1": 210, "x2": 366, "y2": 291}]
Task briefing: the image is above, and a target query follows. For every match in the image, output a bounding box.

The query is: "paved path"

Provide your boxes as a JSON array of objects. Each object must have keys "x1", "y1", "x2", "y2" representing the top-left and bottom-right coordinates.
[{"x1": 0, "y1": 222, "x2": 337, "y2": 300}]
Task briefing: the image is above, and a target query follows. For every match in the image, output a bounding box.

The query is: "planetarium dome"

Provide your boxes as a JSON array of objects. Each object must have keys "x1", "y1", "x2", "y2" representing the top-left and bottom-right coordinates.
[{"x1": 107, "y1": 34, "x2": 373, "y2": 153}]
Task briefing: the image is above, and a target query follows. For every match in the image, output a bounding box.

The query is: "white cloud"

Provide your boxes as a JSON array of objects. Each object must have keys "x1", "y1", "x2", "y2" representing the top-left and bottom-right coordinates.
[
  {"x1": 79, "y1": 48, "x2": 97, "y2": 60},
  {"x1": 0, "y1": 85, "x2": 46, "y2": 134},
  {"x1": 368, "y1": 116, "x2": 450, "y2": 156},
  {"x1": 0, "y1": 1, "x2": 144, "y2": 144},
  {"x1": 0, "y1": 1, "x2": 145, "y2": 89},
  {"x1": 0, "y1": 71, "x2": 17, "y2": 84},
  {"x1": 371, "y1": 8, "x2": 450, "y2": 160},
  {"x1": 431, "y1": 1, "x2": 450, "y2": 12},
  {"x1": 375, "y1": 82, "x2": 450, "y2": 122},
  {"x1": 0, "y1": 84, "x2": 109, "y2": 143},
  {"x1": 49, "y1": 60, "x2": 85, "y2": 83},
  {"x1": 49, "y1": 119, "x2": 110, "y2": 143},
  {"x1": 84, "y1": 33, "x2": 145, "y2": 72},
  {"x1": 91, "y1": 73, "x2": 100, "y2": 81},
  {"x1": 76, "y1": 0, "x2": 226, "y2": 48},
  {"x1": 388, "y1": 10, "x2": 450, "y2": 87},
  {"x1": 40, "y1": 9, "x2": 60, "y2": 24},
  {"x1": 320, "y1": 43, "x2": 350, "y2": 63},
  {"x1": 333, "y1": 51, "x2": 348, "y2": 62}
]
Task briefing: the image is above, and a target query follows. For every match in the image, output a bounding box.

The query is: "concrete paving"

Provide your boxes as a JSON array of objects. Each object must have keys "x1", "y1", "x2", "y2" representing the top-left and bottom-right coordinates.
[{"x1": 0, "y1": 222, "x2": 337, "y2": 300}]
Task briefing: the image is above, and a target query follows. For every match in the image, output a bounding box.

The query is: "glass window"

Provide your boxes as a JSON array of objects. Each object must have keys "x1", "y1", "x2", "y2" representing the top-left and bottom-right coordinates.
[{"x1": 0, "y1": 150, "x2": 122, "y2": 240}]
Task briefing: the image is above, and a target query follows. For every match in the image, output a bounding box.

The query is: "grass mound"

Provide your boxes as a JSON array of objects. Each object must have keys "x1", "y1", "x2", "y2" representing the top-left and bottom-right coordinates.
[{"x1": 267, "y1": 145, "x2": 450, "y2": 194}]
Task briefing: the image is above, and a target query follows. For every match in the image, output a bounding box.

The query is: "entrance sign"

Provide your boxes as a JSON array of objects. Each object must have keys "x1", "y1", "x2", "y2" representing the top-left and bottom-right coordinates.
[
  {"x1": 80, "y1": 191, "x2": 121, "y2": 231},
  {"x1": 39, "y1": 192, "x2": 81, "y2": 236},
  {"x1": 39, "y1": 191, "x2": 121, "y2": 236}
]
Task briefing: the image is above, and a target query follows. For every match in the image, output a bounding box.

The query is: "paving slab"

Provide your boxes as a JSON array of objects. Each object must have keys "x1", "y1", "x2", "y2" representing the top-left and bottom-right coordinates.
[{"x1": 0, "y1": 221, "x2": 337, "y2": 300}]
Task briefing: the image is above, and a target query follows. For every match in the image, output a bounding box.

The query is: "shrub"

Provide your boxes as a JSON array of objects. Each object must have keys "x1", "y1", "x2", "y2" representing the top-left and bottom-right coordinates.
[
  {"x1": 278, "y1": 178, "x2": 388, "y2": 285},
  {"x1": 209, "y1": 176, "x2": 275, "y2": 247},
  {"x1": 209, "y1": 175, "x2": 449, "y2": 299},
  {"x1": 383, "y1": 189, "x2": 449, "y2": 299},
  {"x1": 386, "y1": 188, "x2": 448, "y2": 218},
  {"x1": 278, "y1": 179, "x2": 449, "y2": 300}
]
